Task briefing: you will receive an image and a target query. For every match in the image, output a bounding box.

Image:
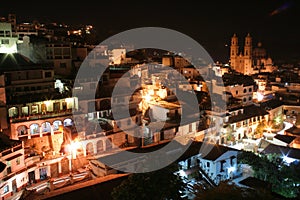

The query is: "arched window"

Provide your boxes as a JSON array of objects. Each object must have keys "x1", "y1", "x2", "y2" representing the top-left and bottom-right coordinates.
[
  {"x1": 30, "y1": 124, "x2": 40, "y2": 134},
  {"x1": 106, "y1": 138, "x2": 113, "y2": 150},
  {"x1": 63, "y1": 118, "x2": 73, "y2": 126},
  {"x1": 53, "y1": 120, "x2": 62, "y2": 131},
  {"x1": 17, "y1": 125, "x2": 28, "y2": 135},
  {"x1": 97, "y1": 140, "x2": 104, "y2": 153},
  {"x1": 41, "y1": 122, "x2": 51, "y2": 133},
  {"x1": 86, "y1": 143, "x2": 94, "y2": 155}
]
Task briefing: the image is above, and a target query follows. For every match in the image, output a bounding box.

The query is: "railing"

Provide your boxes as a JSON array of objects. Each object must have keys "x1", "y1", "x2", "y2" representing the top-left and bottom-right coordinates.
[{"x1": 11, "y1": 110, "x2": 73, "y2": 123}]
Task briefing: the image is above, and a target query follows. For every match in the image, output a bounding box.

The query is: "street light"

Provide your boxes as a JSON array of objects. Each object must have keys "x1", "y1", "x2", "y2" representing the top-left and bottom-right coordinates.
[{"x1": 68, "y1": 139, "x2": 81, "y2": 159}]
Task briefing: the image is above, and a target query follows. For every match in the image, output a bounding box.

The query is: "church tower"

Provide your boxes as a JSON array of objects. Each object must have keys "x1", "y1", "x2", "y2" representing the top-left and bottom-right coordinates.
[
  {"x1": 243, "y1": 33, "x2": 252, "y2": 74},
  {"x1": 230, "y1": 33, "x2": 239, "y2": 70}
]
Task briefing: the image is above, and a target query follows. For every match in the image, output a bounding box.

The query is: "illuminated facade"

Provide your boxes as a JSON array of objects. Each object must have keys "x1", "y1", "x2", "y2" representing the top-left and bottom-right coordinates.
[
  {"x1": 0, "y1": 23, "x2": 17, "y2": 54},
  {"x1": 229, "y1": 33, "x2": 275, "y2": 75}
]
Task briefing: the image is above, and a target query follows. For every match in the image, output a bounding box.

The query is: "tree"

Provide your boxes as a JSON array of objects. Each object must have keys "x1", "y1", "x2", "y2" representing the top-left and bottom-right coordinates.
[
  {"x1": 111, "y1": 164, "x2": 186, "y2": 200},
  {"x1": 193, "y1": 181, "x2": 278, "y2": 200},
  {"x1": 238, "y1": 151, "x2": 300, "y2": 198},
  {"x1": 254, "y1": 121, "x2": 266, "y2": 138}
]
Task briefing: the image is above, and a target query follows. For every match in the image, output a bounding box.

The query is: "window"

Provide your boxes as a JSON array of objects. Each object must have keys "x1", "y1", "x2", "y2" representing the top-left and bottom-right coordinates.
[
  {"x1": 243, "y1": 98, "x2": 246, "y2": 102},
  {"x1": 60, "y1": 63, "x2": 67, "y2": 68},
  {"x1": 1, "y1": 39, "x2": 9, "y2": 44},
  {"x1": 249, "y1": 96, "x2": 252, "y2": 101},
  {"x1": 235, "y1": 91, "x2": 238, "y2": 95},
  {"x1": 220, "y1": 160, "x2": 226, "y2": 172},
  {"x1": 7, "y1": 161, "x2": 12, "y2": 174},
  {"x1": 206, "y1": 162, "x2": 210, "y2": 168},
  {"x1": 45, "y1": 72, "x2": 52, "y2": 78},
  {"x1": 16, "y1": 157, "x2": 20, "y2": 165},
  {"x1": 249, "y1": 88, "x2": 252, "y2": 92},
  {"x1": 5, "y1": 31, "x2": 11, "y2": 37},
  {"x1": 189, "y1": 124, "x2": 193, "y2": 132},
  {"x1": 3, "y1": 185, "x2": 9, "y2": 194},
  {"x1": 243, "y1": 88, "x2": 247, "y2": 93}
]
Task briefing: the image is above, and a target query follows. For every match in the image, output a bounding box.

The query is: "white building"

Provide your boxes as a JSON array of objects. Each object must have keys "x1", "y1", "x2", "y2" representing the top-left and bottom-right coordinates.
[
  {"x1": 198, "y1": 143, "x2": 239, "y2": 184},
  {"x1": 0, "y1": 23, "x2": 18, "y2": 54},
  {"x1": 0, "y1": 134, "x2": 27, "y2": 200}
]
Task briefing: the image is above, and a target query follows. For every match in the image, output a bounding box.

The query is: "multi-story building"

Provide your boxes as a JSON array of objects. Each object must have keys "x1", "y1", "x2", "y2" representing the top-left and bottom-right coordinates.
[
  {"x1": 229, "y1": 33, "x2": 275, "y2": 75},
  {"x1": 0, "y1": 53, "x2": 55, "y2": 131},
  {"x1": 0, "y1": 134, "x2": 27, "y2": 200},
  {"x1": 0, "y1": 22, "x2": 18, "y2": 54},
  {"x1": 46, "y1": 43, "x2": 72, "y2": 76}
]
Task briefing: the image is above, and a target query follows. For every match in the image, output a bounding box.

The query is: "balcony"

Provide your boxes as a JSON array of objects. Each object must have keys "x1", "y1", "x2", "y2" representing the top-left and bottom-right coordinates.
[{"x1": 11, "y1": 109, "x2": 73, "y2": 123}]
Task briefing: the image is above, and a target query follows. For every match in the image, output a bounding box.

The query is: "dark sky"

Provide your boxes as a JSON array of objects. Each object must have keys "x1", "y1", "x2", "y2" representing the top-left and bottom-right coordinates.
[{"x1": 1, "y1": 0, "x2": 300, "y2": 64}]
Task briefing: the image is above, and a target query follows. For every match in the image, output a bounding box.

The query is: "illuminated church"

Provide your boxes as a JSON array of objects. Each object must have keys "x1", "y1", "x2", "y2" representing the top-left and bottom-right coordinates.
[{"x1": 229, "y1": 33, "x2": 275, "y2": 75}]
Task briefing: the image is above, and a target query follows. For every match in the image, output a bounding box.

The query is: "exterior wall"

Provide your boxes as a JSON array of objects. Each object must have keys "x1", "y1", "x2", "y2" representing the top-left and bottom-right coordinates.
[
  {"x1": 199, "y1": 150, "x2": 238, "y2": 184},
  {"x1": 10, "y1": 115, "x2": 74, "y2": 140},
  {"x1": 0, "y1": 144, "x2": 28, "y2": 199},
  {"x1": 226, "y1": 84, "x2": 253, "y2": 104},
  {"x1": 0, "y1": 22, "x2": 18, "y2": 53},
  {"x1": 230, "y1": 115, "x2": 267, "y2": 140},
  {"x1": 46, "y1": 44, "x2": 72, "y2": 76},
  {"x1": 108, "y1": 49, "x2": 126, "y2": 65}
]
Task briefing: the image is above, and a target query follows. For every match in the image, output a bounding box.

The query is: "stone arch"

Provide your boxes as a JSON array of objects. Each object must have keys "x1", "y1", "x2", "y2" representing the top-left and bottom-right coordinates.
[
  {"x1": 63, "y1": 118, "x2": 73, "y2": 126},
  {"x1": 105, "y1": 138, "x2": 113, "y2": 150},
  {"x1": 96, "y1": 140, "x2": 104, "y2": 154},
  {"x1": 53, "y1": 120, "x2": 63, "y2": 131},
  {"x1": 86, "y1": 142, "x2": 94, "y2": 155},
  {"x1": 41, "y1": 121, "x2": 51, "y2": 133},
  {"x1": 17, "y1": 125, "x2": 28, "y2": 135},
  {"x1": 30, "y1": 123, "x2": 40, "y2": 134}
]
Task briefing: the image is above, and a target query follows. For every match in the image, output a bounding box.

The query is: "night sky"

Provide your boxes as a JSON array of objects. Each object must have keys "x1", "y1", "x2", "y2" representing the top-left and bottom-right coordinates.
[{"x1": 1, "y1": 0, "x2": 299, "y2": 64}]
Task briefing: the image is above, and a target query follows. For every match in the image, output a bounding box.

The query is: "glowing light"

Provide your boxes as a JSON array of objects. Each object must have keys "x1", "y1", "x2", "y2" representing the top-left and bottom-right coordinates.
[
  {"x1": 0, "y1": 46, "x2": 17, "y2": 54},
  {"x1": 257, "y1": 92, "x2": 264, "y2": 101},
  {"x1": 44, "y1": 100, "x2": 51, "y2": 107},
  {"x1": 68, "y1": 139, "x2": 81, "y2": 159},
  {"x1": 228, "y1": 166, "x2": 236, "y2": 173},
  {"x1": 283, "y1": 155, "x2": 295, "y2": 165},
  {"x1": 178, "y1": 169, "x2": 186, "y2": 178},
  {"x1": 65, "y1": 97, "x2": 73, "y2": 104},
  {"x1": 274, "y1": 116, "x2": 282, "y2": 124},
  {"x1": 266, "y1": 126, "x2": 272, "y2": 133},
  {"x1": 144, "y1": 93, "x2": 152, "y2": 102}
]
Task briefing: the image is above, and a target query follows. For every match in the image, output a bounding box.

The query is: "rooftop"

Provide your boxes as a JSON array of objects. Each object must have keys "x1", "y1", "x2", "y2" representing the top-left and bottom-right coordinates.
[
  {"x1": 0, "y1": 53, "x2": 51, "y2": 72},
  {"x1": 200, "y1": 143, "x2": 238, "y2": 161},
  {"x1": 228, "y1": 104, "x2": 268, "y2": 124},
  {"x1": 0, "y1": 133, "x2": 22, "y2": 152},
  {"x1": 274, "y1": 134, "x2": 296, "y2": 144},
  {"x1": 261, "y1": 143, "x2": 300, "y2": 160}
]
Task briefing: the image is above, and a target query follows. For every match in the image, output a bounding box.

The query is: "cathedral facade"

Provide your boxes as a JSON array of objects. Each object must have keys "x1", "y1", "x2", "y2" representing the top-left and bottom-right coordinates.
[{"x1": 230, "y1": 33, "x2": 275, "y2": 75}]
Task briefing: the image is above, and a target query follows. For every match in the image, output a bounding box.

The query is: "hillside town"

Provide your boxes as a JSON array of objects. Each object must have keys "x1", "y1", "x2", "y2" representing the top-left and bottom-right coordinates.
[{"x1": 1, "y1": 14, "x2": 300, "y2": 199}]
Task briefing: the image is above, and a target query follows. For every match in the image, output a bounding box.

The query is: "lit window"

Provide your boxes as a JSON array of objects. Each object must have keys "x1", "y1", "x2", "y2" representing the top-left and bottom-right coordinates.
[
  {"x1": 16, "y1": 157, "x2": 20, "y2": 165},
  {"x1": 3, "y1": 185, "x2": 9, "y2": 194}
]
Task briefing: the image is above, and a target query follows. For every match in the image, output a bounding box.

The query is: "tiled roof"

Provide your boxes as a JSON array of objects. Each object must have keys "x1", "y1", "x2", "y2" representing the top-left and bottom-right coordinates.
[
  {"x1": 0, "y1": 133, "x2": 22, "y2": 152},
  {"x1": 200, "y1": 143, "x2": 237, "y2": 161},
  {"x1": 228, "y1": 104, "x2": 268, "y2": 124},
  {"x1": 261, "y1": 143, "x2": 300, "y2": 160},
  {"x1": 0, "y1": 53, "x2": 49, "y2": 72},
  {"x1": 274, "y1": 134, "x2": 296, "y2": 144}
]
